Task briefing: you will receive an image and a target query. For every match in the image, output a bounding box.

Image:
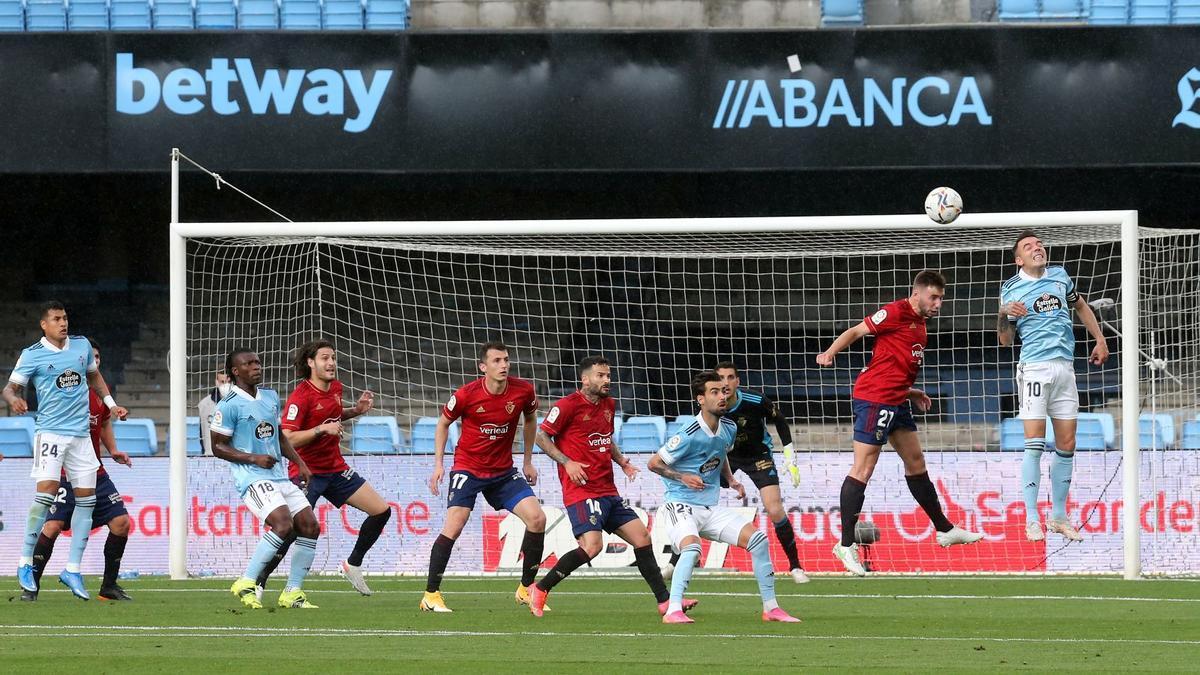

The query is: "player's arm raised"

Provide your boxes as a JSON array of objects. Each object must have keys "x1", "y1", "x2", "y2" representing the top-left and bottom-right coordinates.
[
  {"x1": 428, "y1": 413, "x2": 453, "y2": 496},
  {"x1": 535, "y1": 428, "x2": 588, "y2": 485},
  {"x1": 521, "y1": 410, "x2": 538, "y2": 486},
  {"x1": 817, "y1": 321, "x2": 872, "y2": 366},
  {"x1": 86, "y1": 368, "x2": 128, "y2": 420},
  {"x1": 997, "y1": 303, "x2": 1023, "y2": 346},
  {"x1": 278, "y1": 430, "x2": 313, "y2": 489},
  {"x1": 341, "y1": 390, "x2": 375, "y2": 421},
  {"x1": 1073, "y1": 295, "x2": 1110, "y2": 365}
]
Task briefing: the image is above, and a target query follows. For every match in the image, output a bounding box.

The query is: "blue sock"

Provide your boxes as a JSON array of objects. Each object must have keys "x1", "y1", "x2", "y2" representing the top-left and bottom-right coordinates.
[
  {"x1": 66, "y1": 494, "x2": 97, "y2": 573},
  {"x1": 1022, "y1": 439, "x2": 1045, "y2": 524},
  {"x1": 746, "y1": 530, "x2": 778, "y2": 610},
  {"x1": 286, "y1": 537, "x2": 318, "y2": 590},
  {"x1": 668, "y1": 543, "x2": 701, "y2": 612},
  {"x1": 1049, "y1": 451, "x2": 1074, "y2": 521},
  {"x1": 243, "y1": 531, "x2": 285, "y2": 581},
  {"x1": 20, "y1": 493, "x2": 54, "y2": 564}
]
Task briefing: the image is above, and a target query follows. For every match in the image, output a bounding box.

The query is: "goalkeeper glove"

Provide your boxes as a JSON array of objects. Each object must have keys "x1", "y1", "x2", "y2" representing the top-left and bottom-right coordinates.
[{"x1": 782, "y1": 443, "x2": 801, "y2": 488}]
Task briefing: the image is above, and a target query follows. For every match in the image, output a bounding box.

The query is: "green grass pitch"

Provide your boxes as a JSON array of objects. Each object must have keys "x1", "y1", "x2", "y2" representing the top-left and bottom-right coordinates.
[{"x1": 3, "y1": 575, "x2": 1198, "y2": 672}]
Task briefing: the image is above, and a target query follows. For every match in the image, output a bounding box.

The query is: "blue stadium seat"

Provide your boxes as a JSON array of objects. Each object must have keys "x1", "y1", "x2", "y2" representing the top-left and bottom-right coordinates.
[
  {"x1": 1138, "y1": 413, "x2": 1175, "y2": 449},
  {"x1": 185, "y1": 416, "x2": 204, "y2": 456},
  {"x1": 821, "y1": 0, "x2": 863, "y2": 24},
  {"x1": 1078, "y1": 412, "x2": 1116, "y2": 448},
  {"x1": 111, "y1": 0, "x2": 151, "y2": 28},
  {"x1": 26, "y1": 0, "x2": 68, "y2": 30},
  {"x1": 410, "y1": 417, "x2": 460, "y2": 455},
  {"x1": 1130, "y1": 0, "x2": 1171, "y2": 23},
  {"x1": 665, "y1": 415, "x2": 692, "y2": 440},
  {"x1": 279, "y1": 0, "x2": 319, "y2": 28},
  {"x1": 351, "y1": 416, "x2": 401, "y2": 454},
  {"x1": 0, "y1": 416, "x2": 35, "y2": 457},
  {"x1": 998, "y1": 0, "x2": 1040, "y2": 20},
  {"x1": 1040, "y1": 0, "x2": 1085, "y2": 20},
  {"x1": 195, "y1": 0, "x2": 234, "y2": 27},
  {"x1": 1089, "y1": 0, "x2": 1131, "y2": 23},
  {"x1": 0, "y1": 0, "x2": 24, "y2": 30},
  {"x1": 619, "y1": 416, "x2": 666, "y2": 453},
  {"x1": 114, "y1": 418, "x2": 158, "y2": 457},
  {"x1": 364, "y1": 0, "x2": 406, "y2": 28},
  {"x1": 322, "y1": 0, "x2": 363, "y2": 28},
  {"x1": 237, "y1": 0, "x2": 278, "y2": 28},
  {"x1": 1174, "y1": 0, "x2": 1200, "y2": 22},
  {"x1": 999, "y1": 417, "x2": 1026, "y2": 451},
  {"x1": 68, "y1": 0, "x2": 109, "y2": 29},
  {"x1": 153, "y1": 0, "x2": 195, "y2": 28},
  {"x1": 1181, "y1": 420, "x2": 1200, "y2": 450},
  {"x1": 1073, "y1": 417, "x2": 1108, "y2": 451}
]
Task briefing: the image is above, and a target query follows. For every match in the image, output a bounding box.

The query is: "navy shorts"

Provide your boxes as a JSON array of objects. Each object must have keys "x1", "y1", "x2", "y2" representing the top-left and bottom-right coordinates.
[
  {"x1": 447, "y1": 468, "x2": 535, "y2": 512},
  {"x1": 852, "y1": 398, "x2": 918, "y2": 446},
  {"x1": 565, "y1": 495, "x2": 641, "y2": 537},
  {"x1": 293, "y1": 467, "x2": 367, "y2": 508},
  {"x1": 727, "y1": 455, "x2": 780, "y2": 489},
  {"x1": 46, "y1": 472, "x2": 128, "y2": 527}
]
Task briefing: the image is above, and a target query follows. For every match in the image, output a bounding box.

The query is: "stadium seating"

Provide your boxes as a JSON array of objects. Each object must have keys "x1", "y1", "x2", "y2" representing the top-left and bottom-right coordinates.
[
  {"x1": 1138, "y1": 413, "x2": 1175, "y2": 449},
  {"x1": 1040, "y1": 0, "x2": 1086, "y2": 20},
  {"x1": 1000, "y1": 414, "x2": 1111, "y2": 451},
  {"x1": 114, "y1": 418, "x2": 158, "y2": 456},
  {"x1": 1130, "y1": 0, "x2": 1172, "y2": 22},
  {"x1": 1174, "y1": 0, "x2": 1200, "y2": 21},
  {"x1": 665, "y1": 415, "x2": 693, "y2": 440},
  {"x1": 1181, "y1": 420, "x2": 1200, "y2": 450},
  {"x1": 280, "y1": 0, "x2": 320, "y2": 28},
  {"x1": 1078, "y1": 412, "x2": 1116, "y2": 448},
  {"x1": 999, "y1": 417, "x2": 1026, "y2": 451},
  {"x1": 619, "y1": 416, "x2": 666, "y2": 453},
  {"x1": 1072, "y1": 416, "x2": 1108, "y2": 451},
  {"x1": 25, "y1": 0, "x2": 68, "y2": 30},
  {"x1": 153, "y1": 0, "x2": 196, "y2": 28},
  {"x1": 410, "y1": 416, "x2": 460, "y2": 454},
  {"x1": 1089, "y1": 0, "x2": 1131, "y2": 22},
  {"x1": 322, "y1": 0, "x2": 363, "y2": 29},
  {"x1": 195, "y1": 0, "x2": 235, "y2": 28},
  {"x1": 364, "y1": 0, "x2": 406, "y2": 28},
  {"x1": 111, "y1": 0, "x2": 152, "y2": 28},
  {"x1": 821, "y1": 0, "x2": 864, "y2": 24},
  {"x1": 186, "y1": 415, "x2": 203, "y2": 456},
  {"x1": 0, "y1": 0, "x2": 24, "y2": 30},
  {"x1": 0, "y1": 416, "x2": 35, "y2": 457},
  {"x1": 998, "y1": 0, "x2": 1040, "y2": 20},
  {"x1": 68, "y1": 0, "x2": 110, "y2": 29},
  {"x1": 351, "y1": 416, "x2": 402, "y2": 454},
  {"x1": 237, "y1": 0, "x2": 279, "y2": 28}
]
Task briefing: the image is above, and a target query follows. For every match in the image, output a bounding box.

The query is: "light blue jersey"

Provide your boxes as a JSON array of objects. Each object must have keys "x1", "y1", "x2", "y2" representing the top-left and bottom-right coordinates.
[
  {"x1": 656, "y1": 415, "x2": 737, "y2": 507},
  {"x1": 210, "y1": 386, "x2": 286, "y2": 496},
  {"x1": 1000, "y1": 266, "x2": 1078, "y2": 364},
  {"x1": 8, "y1": 336, "x2": 97, "y2": 437}
]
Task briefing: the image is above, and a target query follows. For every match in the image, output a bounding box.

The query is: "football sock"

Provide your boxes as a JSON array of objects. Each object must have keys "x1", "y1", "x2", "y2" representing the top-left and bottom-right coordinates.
[
  {"x1": 65, "y1": 494, "x2": 97, "y2": 573},
  {"x1": 426, "y1": 534, "x2": 456, "y2": 593},
  {"x1": 535, "y1": 546, "x2": 591, "y2": 593},
  {"x1": 773, "y1": 517, "x2": 802, "y2": 570},
  {"x1": 102, "y1": 533, "x2": 128, "y2": 588},
  {"x1": 668, "y1": 552, "x2": 680, "y2": 567},
  {"x1": 1022, "y1": 439, "x2": 1046, "y2": 523},
  {"x1": 244, "y1": 530, "x2": 285, "y2": 582},
  {"x1": 668, "y1": 543, "x2": 701, "y2": 614},
  {"x1": 32, "y1": 533, "x2": 56, "y2": 587},
  {"x1": 1050, "y1": 450, "x2": 1075, "y2": 521},
  {"x1": 21, "y1": 493, "x2": 54, "y2": 564},
  {"x1": 905, "y1": 471, "x2": 953, "y2": 533},
  {"x1": 634, "y1": 545, "x2": 669, "y2": 603},
  {"x1": 519, "y1": 530, "x2": 545, "y2": 587},
  {"x1": 747, "y1": 530, "x2": 778, "y2": 611},
  {"x1": 286, "y1": 537, "x2": 318, "y2": 590},
  {"x1": 839, "y1": 476, "x2": 868, "y2": 547},
  {"x1": 348, "y1": 510, "x2": 390, "y2": 567},
  {"x1": 256, "y1": 532, "x2": 296, "y2": 588}
]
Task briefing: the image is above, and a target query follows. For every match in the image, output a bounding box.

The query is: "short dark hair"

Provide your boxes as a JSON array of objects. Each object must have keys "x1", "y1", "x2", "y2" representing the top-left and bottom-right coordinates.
[
  {"x1": 87, "y1": 337, "x2": 100, "y2": 353},
  {"x1": 713, "y1": 361, "x2": 738, "y2": 374},
  {"x1": 1013, "y1": 229, "x2": 1039, "y2": 255},
  {"x1": 224, "y1": 347, "x2": 255, "y2": 379},
  {"x1": 479, "y1": 340, "x2": 508, "y2": 363},
  {"x1": 294, "y1": 339, "x2": 335, "y2": 379},
  {"x1": 913, "y1": 270, "x2": 946, "y2": 290},
  {"x1": 691, "y1": 370, "x2": 722, "y2": 397},
  {"x1": 39, "y1": 300, "x2": 66, "y2": 319},
  {"x1": 579, "y1": 355, "x2": 609, "y2": 374}
]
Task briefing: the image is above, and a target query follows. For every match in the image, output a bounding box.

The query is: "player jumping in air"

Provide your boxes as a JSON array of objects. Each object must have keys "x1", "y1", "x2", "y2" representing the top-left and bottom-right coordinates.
[
  {"x1": 5, "y1": 301, "x2": 128, "y2": 600},
  {"x1": 649, "y1": 371, "x2": 800, "y2": 624},
  {"x1": 998, "y1": 230, "x2": 1108, "y2": 542},
  {"x1": 422, "y1": 341, "x2": 545, "y2": 613},
  {"x1": 528, "y1": 356, "x2": 697, "y2": 617},
  {"x1": 212, "y1": 348, "x2": 320, "y2": 609},
  {"x1": 253, "y1": 339, "x2": 390, "y2": 598},
  {"x1": 817, "y1": 271, "x2": 982, "y2": 576}
]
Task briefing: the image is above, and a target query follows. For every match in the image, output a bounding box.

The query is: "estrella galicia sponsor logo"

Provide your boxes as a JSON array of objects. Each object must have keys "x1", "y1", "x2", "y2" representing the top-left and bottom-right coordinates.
[
  {"x1": 699, "y1": 457, "x2": 721, "y2": 473},
  {"x1": 712, "y1": 73, "x2": 992, "y2": 129},
  {"x1": 1033, "y1": 293, "x2": 1063, "y2": 313},
  {"x1": 255, "y1": 421, "x2": 275, "y2": 439},
  {"x1": 55, "y1": 369, "x2": 82, "y2": 389},
  {"x1": 115, "y1": 53, "x2": 394, "y2": 133},
  {"x1": 1172, "y1": 68, "x2": 1200, "y2": 129}
]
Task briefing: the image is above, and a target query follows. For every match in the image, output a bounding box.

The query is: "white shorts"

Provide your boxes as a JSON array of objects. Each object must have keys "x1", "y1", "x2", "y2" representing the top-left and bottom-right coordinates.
[
  {"x1": 659, "y1": 502, "x2": 750, "y2": 552},
  {"x1": 31, "y1": 432, "x2": 99, "y2": 489},
  {"x1": 242, "y1": 479, "x2": 310, "y2": 523},
  {"x1": 1017, "y1": 359, "x2": 1079, "y2": 421}
]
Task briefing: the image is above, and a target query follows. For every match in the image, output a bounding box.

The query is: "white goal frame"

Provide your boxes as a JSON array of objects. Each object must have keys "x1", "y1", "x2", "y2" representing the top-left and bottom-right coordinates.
[{"x1": 167, "y1": 151, "x2": 1142, "y2": 580}]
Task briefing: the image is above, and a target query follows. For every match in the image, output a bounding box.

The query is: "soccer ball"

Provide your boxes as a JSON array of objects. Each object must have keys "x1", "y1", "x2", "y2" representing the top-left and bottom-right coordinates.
[
  {"x1": 924, "y1": 187, "x2": 963, "y2": 224},
  {"x1": 854, "y1": 520, "x2": 881, "y2": 545}
]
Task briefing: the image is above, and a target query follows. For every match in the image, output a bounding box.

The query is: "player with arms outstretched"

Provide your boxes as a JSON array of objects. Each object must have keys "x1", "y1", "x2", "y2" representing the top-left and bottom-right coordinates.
[
  {"x1": 25, "y1": 341, "x2": 134, "y2": 602},
  {"x1": 212, "y1": 348, "x2": 319, "y2": 610},
  {"x1": 253, "y1": 339, "x2": 389, "y2": 597},
  {"x1": 817, "y1": 271, "x2": 982, "y2": 576},
  {"x1": 649, "y1": 371, "x2": 800, "y2": 624},
  {"x1": 422, "y1": 341, "x2": 545, "y2": 613},
  {"x1": 528, "y1": 356, "x2": 695, "y2": 617},
  {"x1": 4, "y1": 301, "x2": 128, "y2": 599},
  {"x1": 998, "y1": 230, "x2": 1108, "y2": 542}
]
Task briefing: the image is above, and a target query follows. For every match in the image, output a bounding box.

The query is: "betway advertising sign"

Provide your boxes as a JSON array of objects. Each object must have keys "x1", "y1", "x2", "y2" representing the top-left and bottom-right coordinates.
[{"x1": 0, "y1": 453, "x2": 1194, "y2": 577}]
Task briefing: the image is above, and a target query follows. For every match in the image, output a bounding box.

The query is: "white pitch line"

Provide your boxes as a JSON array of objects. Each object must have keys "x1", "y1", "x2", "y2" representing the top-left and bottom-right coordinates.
[{"x1": 1, "y1": 624, "x2": 1198, "y2": 646}]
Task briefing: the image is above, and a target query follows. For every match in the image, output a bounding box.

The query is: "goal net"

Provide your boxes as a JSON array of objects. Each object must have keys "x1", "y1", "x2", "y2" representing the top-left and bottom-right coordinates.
[{"x1": 171, "y1": 215, "x2": 1200, "y2": 578}]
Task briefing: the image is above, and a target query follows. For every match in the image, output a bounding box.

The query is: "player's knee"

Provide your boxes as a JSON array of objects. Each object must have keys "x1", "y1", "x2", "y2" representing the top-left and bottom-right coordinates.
[
  {"x1": 296, "y1": 520, "x2": 320, "y2": 539},
  {"x1": 1056, "y1": 443, "x2": 1076, "y2": 455},
  {"x1": 524, "y1": 510, "x2": 547, "y2": 532},
  {"x1": 270, "y1": 519, "x2": 294, "y2": 540},
  {"x1": 41, "y1": 519, "x2": 64, "y2": 538},
  {"x1": 580, "y1": 540, "x2": 603, "y2": 559},
  {"x1": 108, "y1": 515, "x2": 131, "y2": 537},
  {"x1": 765, "y1": 501, "x2": 786, "y2": 522}
]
